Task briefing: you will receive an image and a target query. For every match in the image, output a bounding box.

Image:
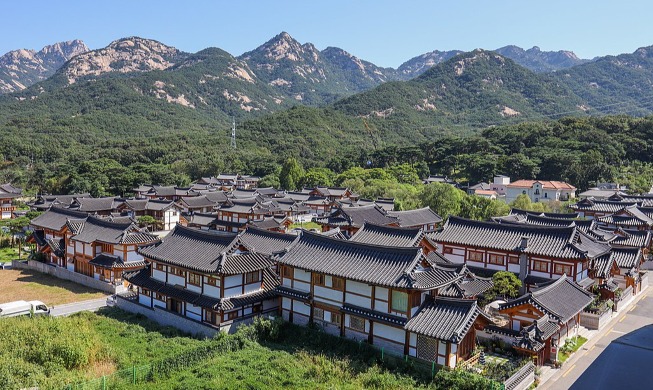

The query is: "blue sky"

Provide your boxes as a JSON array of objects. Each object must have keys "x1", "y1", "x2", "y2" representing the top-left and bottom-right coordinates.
[{"x1": 3, "y1": 1, "x2": 652, "y2": 68}]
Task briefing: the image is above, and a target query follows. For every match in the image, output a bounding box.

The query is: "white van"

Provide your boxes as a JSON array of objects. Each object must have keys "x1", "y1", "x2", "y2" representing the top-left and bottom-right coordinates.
[{"x1": 0, "y1": 300, "x2": 50, "y2": 318}]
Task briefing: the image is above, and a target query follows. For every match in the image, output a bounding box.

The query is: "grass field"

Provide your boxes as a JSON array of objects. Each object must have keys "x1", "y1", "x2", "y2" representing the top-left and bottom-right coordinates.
[
  {"x1": 0, "y1": 309, "x2": 463, "y2": 390},
  {"x1": 0, "y1": 269, "x2": 107, "y2": 306},
  {"x1": 289, "y1": 221, "x2": 322, "y2": 231}
]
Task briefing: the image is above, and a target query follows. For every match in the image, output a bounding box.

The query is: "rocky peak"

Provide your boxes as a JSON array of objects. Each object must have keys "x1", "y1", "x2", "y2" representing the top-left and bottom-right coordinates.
[
  {"x1": 397, "y1": 49, "x2": 464, "y2": 78},
  {"x1": 244, "y1": 31, "x2": 308, "y2": 62},
  {"x1": 0, "y1": 39, "x2": 90, "y2": 93},
  {"x1": 61, "y1": 37, "x2": 184, "y2": 83}
]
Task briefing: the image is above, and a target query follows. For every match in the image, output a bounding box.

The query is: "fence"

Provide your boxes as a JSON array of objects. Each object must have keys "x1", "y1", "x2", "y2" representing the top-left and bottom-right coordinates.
[
  {"x1": 614, "y1": 286, "x2": 633, "y2": 311},
  {"x1": 12, "y1": 260, "x2": 125, "y2": 294},
  {"x1": 580, "y1": 307, "x2": 612, "y2": 330}
]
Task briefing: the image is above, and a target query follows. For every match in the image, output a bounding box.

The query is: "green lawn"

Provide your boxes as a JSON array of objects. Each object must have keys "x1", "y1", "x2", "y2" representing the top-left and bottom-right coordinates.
[
  {"x1": 0, "y1": 247, "x2": 20, "y2": 263},
  {"x1": 559, "y1": 336, "x2": 588, "y2": 363},
  {"x1": 289, "y1": 221, "x2": 322, "y2": 231}
]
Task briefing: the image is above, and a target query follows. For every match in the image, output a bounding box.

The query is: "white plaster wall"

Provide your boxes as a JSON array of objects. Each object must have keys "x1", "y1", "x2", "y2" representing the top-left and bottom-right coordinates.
[
  {"x1": 204, "y1": 284, "x2": 220, "y2": 298},
  {"x1": 152, "y1": 269, "x2": 166, "y2": 282},
  {"x1": 374, "y1": 323, "x2": 405, "y2": 343},
  {"x1": 168, "y1": 273, "x2": 185, "y2": 286},
  {"x1": 224, "y1": 274, "x2": 242, "y2": 288}
]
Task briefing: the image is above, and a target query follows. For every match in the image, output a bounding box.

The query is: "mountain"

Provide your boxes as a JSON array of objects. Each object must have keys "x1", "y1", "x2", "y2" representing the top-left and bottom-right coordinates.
[
  {"x1": 238, "y1": 32, "x2": 399, "y2": 105},
  {"x1": 397, "y1": 50, "x2": 464, "y2": 78},
  {"x1": 554, "y1": 45, "x2": 653, "y2": 116},
  {"x1": 397, "y1": 46, "x2": 588, "y2": 79},
  {"x1": 494, "y1": 45, "x2": 589, "y2": 72},
  {"x1": 53, "y1": 37, "x2": 187, "y2": 86},
  {"x1": 0, "y1": 40, "x2": 88, "y2": 93},
  {"x1": 333, "y1": 50, "x2": 585, "y2": 140}
]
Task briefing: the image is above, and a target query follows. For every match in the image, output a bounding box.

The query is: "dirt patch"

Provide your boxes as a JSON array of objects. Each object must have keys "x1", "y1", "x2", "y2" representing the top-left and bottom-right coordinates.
[{"x1": 0, "y1": 269, "x2": 107, "y2": 306}]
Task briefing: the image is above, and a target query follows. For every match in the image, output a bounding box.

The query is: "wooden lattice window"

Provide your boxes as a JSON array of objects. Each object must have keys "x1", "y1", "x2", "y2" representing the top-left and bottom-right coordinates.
[
  {"x1": 417, "y1": 335, "x2": 438, "y2": 361},
  {"x1": 330, "y1": 311, "x2": 341, "y2": 326},
  {"x1": 489, "y1": 254, "x2": 505, "y2": 265},
  {"x1": 349, "y1": 316, "x2": 365, "y2": 332},
  {"x1": 467, "y1": 251, "x2": 483, "y2": 262},
  {"x1": 313, "y1": 307, "x2": 324, "y2": 320},
  {"x1": 188, "y1": 272, "x2": 202, "y2": 286},
  {"x1": 332, "y1": 277, "x2": 344, "y2": 291},
  {"x1": 312, "y1": 273, "x2": 326, "y2": 287},
  {"x1": 245, "y1": 271, "x2": 260, "y2": 284}
]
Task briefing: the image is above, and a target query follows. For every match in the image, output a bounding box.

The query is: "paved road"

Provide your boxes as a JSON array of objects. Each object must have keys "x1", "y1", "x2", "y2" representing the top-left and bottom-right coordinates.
[
  {"x1": 542, "y1": 283, "x2": 653, "y2": 389},
  {"x1": 49, "y1": 297, "x2": 109, "y2": 317}
]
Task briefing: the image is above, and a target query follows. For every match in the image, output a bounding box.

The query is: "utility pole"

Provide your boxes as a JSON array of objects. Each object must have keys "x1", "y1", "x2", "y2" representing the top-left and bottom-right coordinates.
[{"x1": 231, "y1": 117, "x2": 237, "y2": 149}]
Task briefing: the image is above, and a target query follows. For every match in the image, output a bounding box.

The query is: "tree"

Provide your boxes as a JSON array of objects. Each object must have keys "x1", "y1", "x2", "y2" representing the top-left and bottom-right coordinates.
[
  {"x1": 387, "y1": 164, "x2": 421, "y2": 185},
  {"x1": 510, "y1": 194, "x2": 550, "y2": 213},
  {"x1": 279, "y1": 158, "x2": 305, "y2": 190},
  {"x1": 137, "y1": 215, "x2": 157, "y2": 232},
  {"x1": 419, "y1": 182, "x2": 466, "y2": 219},
  {"x1": 8, "y1": 216, "x2": 31, "y2": 259},
  {"x1": 301, "y1": 167, "x2": 335, "y2": 188},
  {"x1": 489, "y1": 271, "x2": 522, "y2": 300},
  {"x1": 460, "y1": 195, "x2": 510, "y2": 220}
]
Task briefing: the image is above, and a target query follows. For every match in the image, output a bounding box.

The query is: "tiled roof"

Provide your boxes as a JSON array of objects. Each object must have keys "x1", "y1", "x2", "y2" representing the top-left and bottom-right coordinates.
[
  {"x1": 431, "y1": 217, "x2": 603, "y2": 260},
  {"x1": 609, "y1": 229, "x2": 651, "y2": 249},
  {"x1": 610, "y1": 247, "x2": 642, "y2": 270},
  {"x1": 137, "y1": 225, "x2": 238, "y2": 273},
  {"x1": 0, "y1": 183, "x2": 22, "y2": 194},
  {"x1": 250, "y1": 217, "x2": 286, "y2": 231},
  {"x1": 510, "y1": 208, "x2": 579, "y2": 219},
  {"x1": 46, "y1": 238, "x2": 65, "y2": 258},
  {"x1": 514, "y1": 316, "x2": 560, "y2": 352},
  {"x1": 278, "y1": 231, "x2": 460, "y2": 289},
  {"x1": 138, "y1": 225, "x2": 276, "y2": 274},
  {"x1": 343, "y1": 304, "x2": 407, "y2": 326},
  {"x1": 388, "y1": 207, "x2": 442, "y2": 228},
  {"x1": 203, "y1": 191, "x2": 229, "y2": 204},
  {"x1": 30, "y1": 207, "x2": 88, "y2": 231},
  {"x1": 179, "y1": 195, "x2": 218, "y2": 208},
  {"x1": 499, "y1": 276, "x2": 593, "y2": 323},
  {"x1": 239, "y1": 226, "x2": 297, "y2": 256},
  {"x1": 88, "y1": 254, "x2": 146, "y2": 270},
  {"x1": 145, "y1": 199, "x2": 176, "y2": 211},
  {"x1": 73, "y1": 197, "x2": 122, "y2": 212},
  {"x1": 182, "y1": 212, "x2": 217, "y2": 227},
  {"x1": 569, "y1": 198, "x2": 638, "y2": 213},
  {"x1": 349, "y1": 223, "x2": 423, "y2": 247},
  {"x1": 405, "y1": 297, "x2": 489, "y2": 343},
  {"x1": 314, "y1": 204, "x2": 398, "y2": 228},
  {"x1": 70, "y1": 216, "x2": 160, "y2": 245},
  {"x1": 439, "y1": 275, "x2": 493, "y2": 299},
  {"x1": 507, "y1": 180, "x2": 576, "y2": 190},
  {"x1": 321, "y1": 228, "x2": 348, "y2": 240}
]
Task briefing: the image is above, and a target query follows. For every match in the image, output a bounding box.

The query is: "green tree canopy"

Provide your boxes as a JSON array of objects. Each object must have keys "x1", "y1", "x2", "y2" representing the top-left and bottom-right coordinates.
[
  {"x1": 418, "y1": 182, "x2": 466, "y2": 219},
  {"x1": 279, "y1": 158, "x2": 305, "y2": 191}
]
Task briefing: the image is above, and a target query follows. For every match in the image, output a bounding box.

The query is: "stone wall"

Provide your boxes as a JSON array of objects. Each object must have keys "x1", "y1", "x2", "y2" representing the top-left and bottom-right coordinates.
[
  {"x1": 580, "y1": 309, "x2": 612, "y2": 330},
  {"x1": 12, "y1": 260, "x2": 125, "y2": 294},
  {"x1": 115, "y1": 295, "x2": 218, "y2": 338}
]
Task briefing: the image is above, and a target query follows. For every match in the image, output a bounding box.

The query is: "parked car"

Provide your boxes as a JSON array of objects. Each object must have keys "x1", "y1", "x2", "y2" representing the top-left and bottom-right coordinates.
[{"x1": 0, "y1": 300, "x2": 50, "y2": 318}]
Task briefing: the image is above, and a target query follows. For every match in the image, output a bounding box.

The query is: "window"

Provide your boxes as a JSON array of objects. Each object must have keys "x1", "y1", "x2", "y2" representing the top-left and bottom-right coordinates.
[
  {"x1": 443, "y1": 247, "x2": 453, "y2": 254},
  {"x1": 312, "y1": 273, "x2": 326, "y2": 287},
  {"x1": 226, "y1": 311, "x2": 239, "y2": 321},
  {"x1": 141, "y1": 288, "x2": 150, "y2": 297},
  {"x1": 313, "y1": 307, "x2": 324, "y2": 320},
  {"x1": 509, "y1": 256, "x2": 519, "y2": 264},
  {"x1": 154, "y1": 263, "x2": 165, "y2": 271},
  {"x1": 582, "y1": 261, "x2": 588, "y2": 271},
  {"x1": 252, "y1": 305, "x2": 262, "y2": 314},
  {"x1": 467, "y1": 251, "x2": 483, "y2": 262},
  {"x1": 188, "y1": 272, "x2": 202, "y2": 286},
  {"x1": 534, "y1": 189, "x2": 540, "y2": 195},
  {"x1": 488, "y1": 254, "x2": 505, "y2": 266},
  {"x1": 544, "y1": 193, "x2": 548, "y2": 198},
  {"x1": 332, "y1": 277, "x2": 344, "y2": 291},
  {"x1": 411, "y1": 293, "x2": 422, "y2": 308},
  {"x1": 100, "y1": 243, "x2": 112, "y2": 253},
  {"x1": 330, "y1": 311, "x2": 341, "y2": 326},
  {"x1": 245, "y1": 271, "x2": 260, "y2": 284},
  {"x1": 533, "y1": 260, "x2": 548, "y2": 273},
  {"x1": 155, "y1": 293, "x2": 166, "y2": 301},
  {"x1": 282, "y1": 266, "x2": 293, "y2": 278},
  {"x1": 206, "y1": 276, "x2": 220, "y2": 286},
  {"x1": 522, "y1": 190, "x2": 527, "y2": 195},
  {"x1": 171, "y1": 267, "x2": 185, "y2": 277},
  {"x1": 391, "y1": 290, "x2": 408, "y2": 312},
  {"x1": 349, "y1": 316, "x2": 365, "y2": 332},
  {"x1": 554, "y1": 263, "x2": 573, "y2": 276}
]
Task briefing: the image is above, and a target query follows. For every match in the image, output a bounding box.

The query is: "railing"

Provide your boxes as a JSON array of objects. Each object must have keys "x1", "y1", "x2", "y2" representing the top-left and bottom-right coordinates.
[{"x1": 459, "y1": 350, "x2": 482, "y2": 369}]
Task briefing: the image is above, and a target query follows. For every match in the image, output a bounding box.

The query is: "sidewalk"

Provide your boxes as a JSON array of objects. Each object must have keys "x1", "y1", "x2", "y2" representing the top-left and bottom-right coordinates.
[{"x1": 538, "y1": 282, "x2": 650, "y2": 388}]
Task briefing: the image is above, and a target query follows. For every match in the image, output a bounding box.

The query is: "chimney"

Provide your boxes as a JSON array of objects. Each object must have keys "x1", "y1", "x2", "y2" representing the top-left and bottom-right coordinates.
[{"x1": 518, "y1": 236, "x2": 529, "y2": 294}]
